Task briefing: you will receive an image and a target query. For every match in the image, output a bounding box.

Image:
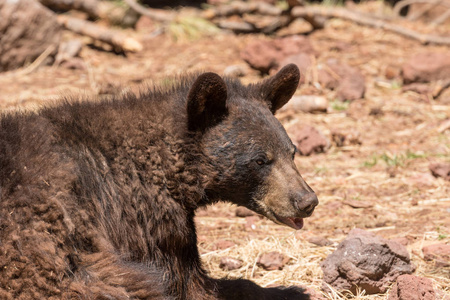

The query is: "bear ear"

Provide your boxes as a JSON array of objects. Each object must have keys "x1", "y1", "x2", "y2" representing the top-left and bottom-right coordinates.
[
  {"x1": 260, "y1": 64, "x2": 300, "y2": 113},
  {"x1": 187, "y1": 72, "x2": 228, "y2": 132}
]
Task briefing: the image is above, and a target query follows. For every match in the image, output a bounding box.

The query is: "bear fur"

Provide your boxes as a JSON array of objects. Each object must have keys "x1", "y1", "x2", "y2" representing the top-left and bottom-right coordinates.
[{"x1": 0, "y1": 64, "x2": 317, "y2": 299}]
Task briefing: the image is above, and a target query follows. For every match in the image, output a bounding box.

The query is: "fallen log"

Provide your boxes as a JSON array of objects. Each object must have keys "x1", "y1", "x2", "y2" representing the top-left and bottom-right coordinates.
[
  {"x1": 292, "y1": 6, "x2": 450, "y2": 45},
  {"x1": 56, "y1": 15, "x2": 143, "y2": 52},
  {"x1": 39, "y1": 0, "x2": 100, "y2": 19}
]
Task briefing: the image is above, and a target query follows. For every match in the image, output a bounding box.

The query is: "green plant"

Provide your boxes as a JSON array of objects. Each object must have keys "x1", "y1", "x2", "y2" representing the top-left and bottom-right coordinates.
[
  {"x1": 438, "y1": 234, "x2": 448, "y2": 240},
  {"x1": 168, "y1": 17, "x2": 220, "y2": 41},
  {"x1": 330, "y1": 99, "x2": 350, "y2": 112},
  {"x1": 363, "y1": 156, "x2": 378, "y2": 167}
]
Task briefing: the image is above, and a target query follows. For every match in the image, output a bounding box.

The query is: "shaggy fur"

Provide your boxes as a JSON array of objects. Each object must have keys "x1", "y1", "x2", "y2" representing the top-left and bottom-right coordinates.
[{"x1": 0, "y1": 64, "x2": 315, "y2": 299}]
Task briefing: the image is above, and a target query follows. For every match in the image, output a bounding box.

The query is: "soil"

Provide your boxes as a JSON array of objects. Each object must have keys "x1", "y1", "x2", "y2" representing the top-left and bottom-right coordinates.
[{"x1": 0, "y1": 3, "x2": 448, "y2": 299}]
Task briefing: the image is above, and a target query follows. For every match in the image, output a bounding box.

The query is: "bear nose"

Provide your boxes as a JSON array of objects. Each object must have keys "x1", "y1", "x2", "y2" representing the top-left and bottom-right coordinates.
[{"x1": 293, "y1": 191, "x2": 318, "y2": 216}]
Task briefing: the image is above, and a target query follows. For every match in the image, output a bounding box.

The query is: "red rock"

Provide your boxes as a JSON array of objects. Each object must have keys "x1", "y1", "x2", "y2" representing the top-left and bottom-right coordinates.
[
  {"x1": 422, "y1": 243, "x2": 450, "y2": 267},
  {"x1": 336, "y1": 69, "x2": 365, "y2": 101},
  {"x1": 317, "y1": 59, "x2": 365, "y2": 100},
  {"x1": 135, "y1": 16, "x2": 157, "y2": 33},
  {"x1": 219, "y1": 256, "x2": 243, "y2": 271},
  {"x1": 402, "y1": 52, "x2": 450, "y2": 83},
  {"x1": 321, "y1": 228, "x2": 416, "y2": 294},
  {"x1": 235, "y1": 206, "x2": 255, "y2": 218},
  {"x1": 289, "y1": 125, "x2": 329, "y2": 156},
  {"x1": 244, "y1": 216, "x2": 260, "y2": 231},
  {"x1": 388, "y1": 275, "x2": 435, "y2": 300},
  {"x1": 214, "y1": 240, "x2": 236, "y2": 250},
  {"x1": 429, "y1": 163, "x2": 450, "y2": 180},
  {"x1": 402, "y1": 83, "x2": 431, "y2": 95},
  {"x1": 257, "y1": 251, "x2": 289, "y2": 270},
  {"x1": 241, "y1": 36, "x2": 315, "y2": 73}
]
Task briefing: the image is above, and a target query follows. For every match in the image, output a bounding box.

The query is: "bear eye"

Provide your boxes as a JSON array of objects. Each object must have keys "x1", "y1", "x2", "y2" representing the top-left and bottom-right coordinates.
[
  {"x1": 292, "y1": 146, "x2": 298, "y2": 160},
  {"x1": 254, "y1": 154, "x2": 269, "y2": 166}
]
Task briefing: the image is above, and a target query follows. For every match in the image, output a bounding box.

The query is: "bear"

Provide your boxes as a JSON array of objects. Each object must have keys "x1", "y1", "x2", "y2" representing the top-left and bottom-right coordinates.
[{"x1": 0, "y1": 64, "x2": 318, "y2": 299}]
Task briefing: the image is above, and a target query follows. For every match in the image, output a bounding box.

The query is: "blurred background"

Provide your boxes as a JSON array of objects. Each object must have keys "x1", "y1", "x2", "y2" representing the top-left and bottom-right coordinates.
[{"x1": 0, "y1": 0, "x2": 449, "y2": 298}]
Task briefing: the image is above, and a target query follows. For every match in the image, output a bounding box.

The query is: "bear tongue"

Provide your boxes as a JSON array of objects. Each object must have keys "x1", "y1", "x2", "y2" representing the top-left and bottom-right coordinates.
[
  {"x1": 288, "y1": 217, "x2": 304, "y2": 230},
  {"x1": 277, "y1": 216, "x2": 304, "y2": 230}
]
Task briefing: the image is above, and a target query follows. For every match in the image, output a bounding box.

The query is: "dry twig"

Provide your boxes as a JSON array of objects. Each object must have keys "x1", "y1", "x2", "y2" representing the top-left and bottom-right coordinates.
[
  {"x1": 56, "y1": 15, "x2": 143, "y2": 52},
  {"x1": 292, "y1": 6, "x2": 450, "y2": 45},
  {"x1": 393, "y1": 0, "x2": 450, "y2": 17}
]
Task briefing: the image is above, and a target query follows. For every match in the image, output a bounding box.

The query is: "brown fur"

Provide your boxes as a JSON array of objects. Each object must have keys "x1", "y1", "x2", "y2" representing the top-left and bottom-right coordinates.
[{"x1": 0, "y1": 65, "x2": 314, "y2": 299}]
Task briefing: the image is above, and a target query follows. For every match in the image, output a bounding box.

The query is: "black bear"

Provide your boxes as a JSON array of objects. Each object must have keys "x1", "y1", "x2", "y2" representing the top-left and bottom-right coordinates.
[{"x1": 0, "y1": 64, "x2": 318, "y2": 299}]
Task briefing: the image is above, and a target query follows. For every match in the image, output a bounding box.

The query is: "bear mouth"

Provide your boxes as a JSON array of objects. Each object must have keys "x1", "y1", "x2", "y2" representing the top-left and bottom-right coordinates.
[{"x1": 274, "y1": 215, "x2": 304, "y2": 230}]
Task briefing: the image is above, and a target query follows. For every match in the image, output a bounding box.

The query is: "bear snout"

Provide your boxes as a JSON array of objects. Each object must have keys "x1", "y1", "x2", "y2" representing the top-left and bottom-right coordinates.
[{"x1": 291, "y1": 191, "x2": 318, "y2": 217}]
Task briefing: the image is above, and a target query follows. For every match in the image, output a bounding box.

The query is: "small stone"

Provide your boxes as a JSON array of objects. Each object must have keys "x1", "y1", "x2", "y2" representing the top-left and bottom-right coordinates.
[
  {"x1": 308, "y1": 236, "x2": 333, "y2": 247},
  {"x1": 402, "y1": 83, "x2": 431, "y2": 95},
  {"x1": 429, "y1": 163, "x2": 450, "y2": 180},
  {"x1": 214, "y1": 240, "x2": 236, "y2": 250},
  {"x1": 223, "y1": 64, "x2": 247, "y2": 77},
  {"x1": 289, "y1": 125, "x2": 329, "y2": 156},
  {"x1": 317, "y1": 59, "x2": 366, "y2": 100},
  {"x1": 402, "y1": 52, "x2": 450, "y2": 83},
  {"x1": 235, "y1": 207, "x2": 255, "y2": 218},
  {"x1": 244, "y1": 216, "x2": 260, "y2": 231},
  {"x1": 257, "y1": 251, "x2": 289, "y2": 270},
  {"x1": 337, "y1": 69, "x2": 366, "y2": 101},
  {"x1": 219, "y1": 256, "x2": 243, "y2": 271},
  {"x1": 422, "y1": 243, "x2": 450, "y2": 267},
  {"x1": 385, "y1": 65, "x2": 400, "y2": 80},
  {"x1": 280, "y1": 95, "x2": 328, "y2": 113},
  {"x1": 388, "y1": 274, "x2": 435, "y2": 300}
]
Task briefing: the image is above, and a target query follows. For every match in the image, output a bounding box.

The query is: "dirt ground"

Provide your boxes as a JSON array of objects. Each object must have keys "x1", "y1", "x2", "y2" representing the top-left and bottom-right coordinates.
[{"x1": 0, "y1": 2, "x2": 449, "y2": 299}]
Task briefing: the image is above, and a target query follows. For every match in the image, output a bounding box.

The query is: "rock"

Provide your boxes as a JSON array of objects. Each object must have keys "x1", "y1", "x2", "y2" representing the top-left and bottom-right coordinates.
[
  {"x1": 0, "y1": 0, "x2": 61, "y2": 71},
  {"x1": 429, "y1": 163, "x2": 450, "y2": 180},
  {"x1": 388, "y1": 274, "x2": 435, "y2": 300},
  {"x1": 244, "y1": 216, "x2": 260, "y2": 231},
  {"x1": 390, "y1": 237, "x2": 409, "y2": 247},
  {"x1": 279, "y1": 95, "x2": 328, "y2": 113},
  {"x1": 321, "y1": 228, "x2": 416, "y2": 294},
  {"x1": 331, "y1": 130, "x2": 362, "y2": 147},
  {"x1": 337, "y1": 74, "x2": 365, "y2": 101},
  {"x1": 385, "y1": 65, "x2": 401, "y2": 80},
  {"x1": 308, "y1": 236, "x2": 333, "y2": 247},
  {"x1": 402, "y1": 52, "x2": 450, "y2": 83},
  {"x1": 422, "y1": 243, "x2": 450, "y2": 267},
  {"x1": 135, "y1": 16, "x2": 157, "y2": 33},
  {"x1": 223, "y1": 64, "x2": 247, "y2": 77},
  {"x1": 241, "y1": 36, "x2": 315, "y2": 74},
  {"x1": 235, "y1": 206, "x2": 255, "y2": 218},
  {"x1": 289, "y1": 125, "x2": 329, "y2": 156},
  {"x1": 317, "y1": 59, "x2": 366, "y2": 100},
  {"x1": 219, "y1": 256, "x2": 243, "y2": 271},
  {"x1": 402, "y1": 83, "x2": 431, "y2": 95},
  {"x1": 257, "y1": 251, "x2": 289, "y2": 270},
  {"x1": 214, "y1": 240, "x2": 236, "y2": 250}
]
